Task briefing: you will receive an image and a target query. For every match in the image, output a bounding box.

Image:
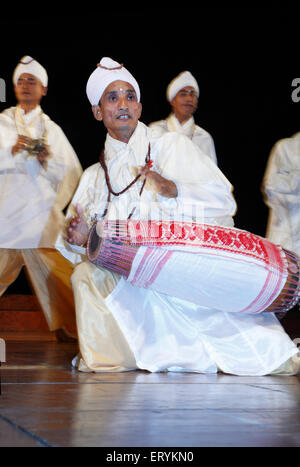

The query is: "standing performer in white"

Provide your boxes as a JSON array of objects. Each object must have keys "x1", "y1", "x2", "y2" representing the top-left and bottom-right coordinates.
[
  {"x1": 0, "y1": 56, "x2": 83, "y2": 339},
  {"x1": 149, "y1": 71, "x2": 218, "y2": 164},
  {"x1": 57, "y1": 57, "x2": 300, "y2": 375},
  {"x1": 262, "y1": 132, "x2": 300, "y2": 256}
]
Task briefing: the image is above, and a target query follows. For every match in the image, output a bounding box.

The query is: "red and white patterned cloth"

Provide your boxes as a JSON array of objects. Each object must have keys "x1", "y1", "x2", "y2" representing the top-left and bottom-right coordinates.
[{"x1": 88, "y1": 220, "x2": 300, "y2": 315}]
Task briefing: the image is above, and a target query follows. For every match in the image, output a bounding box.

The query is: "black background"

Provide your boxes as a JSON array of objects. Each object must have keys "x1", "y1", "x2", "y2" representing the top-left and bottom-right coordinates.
[{"x1": 0, "y1": 6, "x2": 299, "y2": 292}]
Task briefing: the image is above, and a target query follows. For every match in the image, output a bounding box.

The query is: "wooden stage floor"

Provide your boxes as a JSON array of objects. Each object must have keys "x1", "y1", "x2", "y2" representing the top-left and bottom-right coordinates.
[{"x1": 1, "y1": 333, "x2": 300, "y2": 448}]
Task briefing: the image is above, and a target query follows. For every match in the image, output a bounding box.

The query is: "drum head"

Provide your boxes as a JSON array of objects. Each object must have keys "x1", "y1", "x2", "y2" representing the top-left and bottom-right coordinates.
[{"x1": 87, "y1": 222, "x2": 102, "y2": 261}]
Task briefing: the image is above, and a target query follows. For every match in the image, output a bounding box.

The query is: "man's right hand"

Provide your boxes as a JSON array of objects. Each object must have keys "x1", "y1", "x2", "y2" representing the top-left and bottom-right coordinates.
[
  {"x1": 11, "y1": 135, "x2": 32, "y2": 156},
  {"x1": 66, "y1": 204, "x2": 89, "y2": 247}
]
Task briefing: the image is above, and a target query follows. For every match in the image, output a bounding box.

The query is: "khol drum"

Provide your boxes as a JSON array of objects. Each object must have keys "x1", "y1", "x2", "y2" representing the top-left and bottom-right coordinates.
[{"x1": 87, "y1": 220, "x2": 300, "y2": 316}]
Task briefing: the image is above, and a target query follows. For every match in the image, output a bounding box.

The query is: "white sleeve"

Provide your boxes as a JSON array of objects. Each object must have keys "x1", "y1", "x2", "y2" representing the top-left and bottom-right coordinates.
[
  {"x1": 55, "y1": 165, "x2": 98, "y2": 264},
  {"x1": 39, "y1": 124, "x2": 82, "y2": 194},
  {"x1": 154, "y1": 133, "x2": 236, "y2": 223},
  {"x1": 207, "y1": 135, "x2": 218, "y2": 165},
  {"x1": 263, "y1": 139, "x2": 300, "y2": 250},
  {"x1": 0, "y1": 147, "x2": 17, "y2": 170}
]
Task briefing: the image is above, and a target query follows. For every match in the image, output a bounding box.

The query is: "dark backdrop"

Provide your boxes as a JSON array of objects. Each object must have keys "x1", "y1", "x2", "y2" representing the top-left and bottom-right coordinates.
[{"x1": 0, "y1": 7, "x2": 299, "y2": 293}]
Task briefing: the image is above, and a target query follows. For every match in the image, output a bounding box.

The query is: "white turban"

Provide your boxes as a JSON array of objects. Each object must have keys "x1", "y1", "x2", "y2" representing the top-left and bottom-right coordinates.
[
  {"x1": 167, "y1": 71, "x2": 199, "y2": 102},
  {"x1": 86, "y1": 57, "x2": 140, "y2": 105},
  {"x1": 13, "y1": 56, "x2": 48, "y2": 87}
]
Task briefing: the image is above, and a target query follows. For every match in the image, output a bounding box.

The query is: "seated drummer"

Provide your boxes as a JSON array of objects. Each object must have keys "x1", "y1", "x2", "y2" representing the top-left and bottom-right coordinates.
[{"x1": 55, "y1": 57, "x2": 300, "y2": 376}]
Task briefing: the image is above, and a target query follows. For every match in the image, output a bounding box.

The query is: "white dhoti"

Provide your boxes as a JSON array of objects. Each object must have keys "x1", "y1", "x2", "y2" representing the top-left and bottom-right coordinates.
[
  {"x1": 71, "y1": 259, "x2": 299, "y2": 376},
  {"x1": 0, "y1": 249, "x2": 77, "y2": 335}
]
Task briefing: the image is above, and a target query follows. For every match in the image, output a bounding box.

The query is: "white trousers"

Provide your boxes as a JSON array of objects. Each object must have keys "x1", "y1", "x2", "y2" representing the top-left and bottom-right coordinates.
[{"x1": 0, "y1": 248, "x2": 77, "y2": 336}]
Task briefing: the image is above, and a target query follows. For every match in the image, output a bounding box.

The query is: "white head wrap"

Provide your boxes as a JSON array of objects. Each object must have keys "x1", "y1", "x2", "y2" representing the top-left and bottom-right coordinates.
[
  {"x1": 86, "y1": 57, "x2": 140, "y2": 105},
  {"x1": 13, "y1": 56, "x2": 48, "y2": 87},
  {"x1": 167, "y1": 71, "x2": 199, "y2": 102}
]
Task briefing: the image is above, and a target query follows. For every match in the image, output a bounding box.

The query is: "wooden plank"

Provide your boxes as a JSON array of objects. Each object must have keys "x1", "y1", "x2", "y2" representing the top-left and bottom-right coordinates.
[
  {"x1": 0, "y1": 295, "x2": 48, "y2": 332},
  {"x1": 1, "y1": 340, "x2": 300, "y2": 447},
  {"x1": 0, "y1": 331, "x2": 56, "y2": 342},
  {"x1": 0, "y1": 295, "x2": 39, "y2": 311},
  {"x1": 0, "y1": 310, "x2": 49, "y2": 331}
]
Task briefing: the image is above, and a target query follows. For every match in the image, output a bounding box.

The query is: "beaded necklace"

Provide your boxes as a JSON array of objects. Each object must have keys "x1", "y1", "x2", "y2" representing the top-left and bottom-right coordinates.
[{"x1": 98, "y1": 143, "x2": 152, "y2": 220}]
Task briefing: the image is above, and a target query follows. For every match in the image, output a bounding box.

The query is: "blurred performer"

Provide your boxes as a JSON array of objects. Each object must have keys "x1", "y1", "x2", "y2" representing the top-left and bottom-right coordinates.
[
  {"x1": 262, "y1": 132, "x2": 300, "y2": 256},
  {"x1": 0, "y1": 55, "x2": 83, "y2": 340},
  {"x1": 149, "y1": 71, "x2": 217, "y2": 164}
]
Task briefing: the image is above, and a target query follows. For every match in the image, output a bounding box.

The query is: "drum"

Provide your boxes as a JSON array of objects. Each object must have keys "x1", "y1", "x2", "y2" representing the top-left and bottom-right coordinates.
[
  {"x1": 87, "y1": 221, "x2": 138, "y2": 278},
  {"x1": 264, "y1": 248, "x2": 300, "y2": 315},
  {"x1": 87, "y1": 220, "x2": 300, "y2": 315}
]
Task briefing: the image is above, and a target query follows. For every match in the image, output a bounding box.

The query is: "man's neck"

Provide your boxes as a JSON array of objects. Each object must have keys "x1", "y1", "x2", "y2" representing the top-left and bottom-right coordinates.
[
  {"x1": 18, "y1": 102, "x2": 40, "y2": 115},
  {"x1": 174, "y1": 113, "x2": 192, "y2": 125},
  {"x1": 107, "y1": 126, "x2": 136, "y2": 144}
]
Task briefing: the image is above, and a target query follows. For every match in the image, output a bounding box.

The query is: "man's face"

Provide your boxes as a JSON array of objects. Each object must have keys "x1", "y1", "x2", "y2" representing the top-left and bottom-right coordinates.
[
  {"x1": 93, "y1": 80, "x2": 142, "y2": 143},
  {"x1": 171, "y1": 86, "x2": 198, "y2": 123},
  {"x1": 14, "y1": 73, "x2": 47, "y2": 107}
]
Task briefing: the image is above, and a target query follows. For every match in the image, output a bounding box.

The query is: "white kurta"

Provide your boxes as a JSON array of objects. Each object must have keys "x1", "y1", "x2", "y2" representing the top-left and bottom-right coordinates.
[
  {"x1": 263, "y1": 133, "x2": 300, "y2": 255},
  {"x1": 0, "y1": 105, "x2": 83, "y2": 334},
  {"x1": 0, "y1": 106, "x2": 83, "y2": 248},
  {"x1": 263, "y1": 132, "x2": 300, "y2": 256},
  {"x1": 57, "y1": 122, "x2": 299, "y2": 375},
  {"x1": 149, "y1": 114, "x2": 218, "y2": 164}
]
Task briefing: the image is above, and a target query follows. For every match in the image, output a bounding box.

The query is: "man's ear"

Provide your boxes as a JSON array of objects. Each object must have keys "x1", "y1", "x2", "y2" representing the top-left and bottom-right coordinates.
[
  {"x1": 42, "y1": 86, "x2": 48, "y2": 97},
  {"x1": 92, "y1": 105, "x2": 102, "y2": 121},
  {"x1": 137, "y1": 102, "x2": 142, "y2": 119}
]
